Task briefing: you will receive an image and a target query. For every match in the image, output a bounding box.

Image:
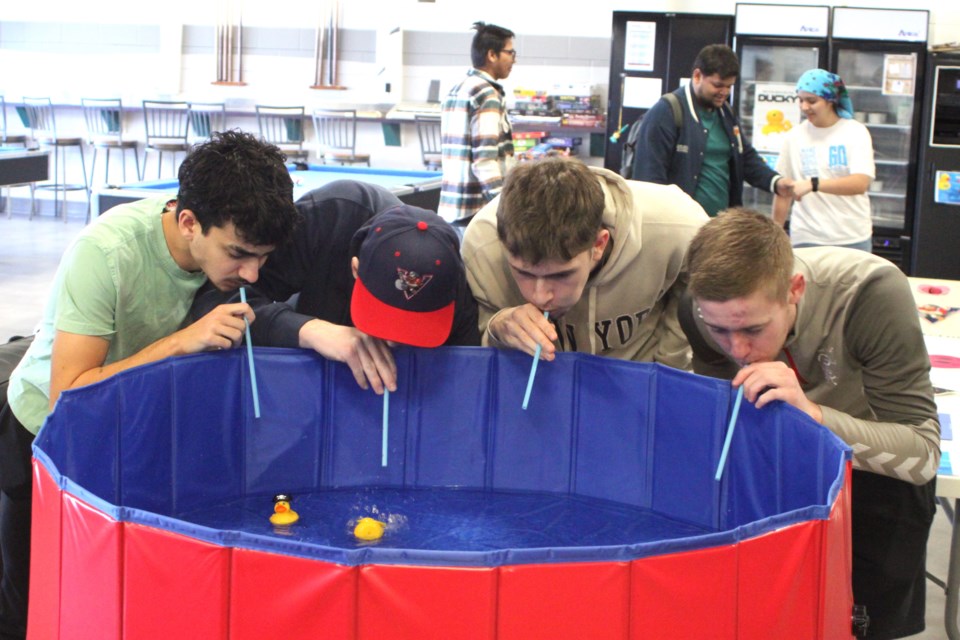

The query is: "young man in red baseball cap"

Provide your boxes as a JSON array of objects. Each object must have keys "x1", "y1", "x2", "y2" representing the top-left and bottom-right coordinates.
[
  {"x1": 349, "y1": 205, "x2": 465, "y2": 348},
  {"x1": 190, "y1": 181, "x2": 479, "y2": 394}
]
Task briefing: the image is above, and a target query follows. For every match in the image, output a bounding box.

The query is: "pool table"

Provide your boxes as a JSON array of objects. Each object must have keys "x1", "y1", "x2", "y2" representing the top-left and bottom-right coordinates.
[
  {"x1": 94, "y1": 164, "x2": 441, "y2": 215},
  {"x1": 0, "y1": 146, "x2": 49, "y2": 187}
]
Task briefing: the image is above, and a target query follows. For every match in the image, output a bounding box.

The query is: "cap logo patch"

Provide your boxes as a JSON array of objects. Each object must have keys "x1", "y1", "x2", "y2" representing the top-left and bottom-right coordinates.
[{"x1": 395, "y1": 268, "x2": 433, "y2": 300}]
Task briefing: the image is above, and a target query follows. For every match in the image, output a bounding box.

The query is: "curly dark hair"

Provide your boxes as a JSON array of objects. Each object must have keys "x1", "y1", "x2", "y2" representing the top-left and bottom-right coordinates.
[{"x1": 176, "y1": 129, "x2": 299, "y2": 247}]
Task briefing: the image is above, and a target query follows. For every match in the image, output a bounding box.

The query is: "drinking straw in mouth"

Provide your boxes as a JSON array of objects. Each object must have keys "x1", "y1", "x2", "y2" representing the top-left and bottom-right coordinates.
[
  {"x1": 714, "y1": 384, "x2": 744, "y2": 481},
  {"x1": 238, "y1": 287, "x2": 261, "y2": 419},
  {"x1": 382, "y1": 389, "x2": 390, "y2": 467},
  {"x1": 521, "y1": 310, "x2": 550, "y2": 410}
]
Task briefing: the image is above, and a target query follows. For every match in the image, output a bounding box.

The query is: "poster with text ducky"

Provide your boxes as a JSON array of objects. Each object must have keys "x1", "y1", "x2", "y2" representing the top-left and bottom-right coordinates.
[{"x1": 752, "y1": 83, "x2": 801, "y2": 154}]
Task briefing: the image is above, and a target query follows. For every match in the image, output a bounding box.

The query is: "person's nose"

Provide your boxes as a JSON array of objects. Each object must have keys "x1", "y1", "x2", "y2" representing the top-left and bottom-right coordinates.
[
  {"x1": 728, "y1": 333, "x2": 751, "y2": 362},
  {"x1": 238, "y1": 256, "x2": 266, "y2": 284},
  {"x1": 530, "y1": 278, "x2": 553, "y2": 309}
]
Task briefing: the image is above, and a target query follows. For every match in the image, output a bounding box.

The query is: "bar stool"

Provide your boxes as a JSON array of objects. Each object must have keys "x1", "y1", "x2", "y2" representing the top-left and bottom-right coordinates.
[
  {"x1": 1, "y1": 95, "x2": 36, "y2": 218},
  {"x1": 255, "y1": 105, "x2": 310, "y2": 164},
  {"x1": 311, "y1": 108, "x2": 370, "y2": 166},
  {"x1": 414, "y1": 114, "x2": 442, "y2": 171},
  {"x1": 1, "y1": 96, "x2": 28, "y2": 147},
  {"x1": 22, "y1": 97, "x2": 90, "y2": 223},
  {"x1": 81, "y1": 98, "x2": 140, "y2": 186},
  {"x1": 142, "y1": 100, "x2": 191, "y2": 179},
  {"x1": 187, "y1": 102, "x2": 226, "y2": 143}
]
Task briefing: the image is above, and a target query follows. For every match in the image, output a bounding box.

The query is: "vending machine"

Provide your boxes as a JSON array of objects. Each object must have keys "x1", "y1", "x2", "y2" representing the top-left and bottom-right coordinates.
[
  {"x1": 604, "y1": 11, "x2": 733, "y2": 173},
  {"x1": 733, "y1": 3, "x2": 830, "y2": 213},
  {"x1": 912, "y1": 51, "x2": 960, "y2": 279},
  {"x1": 830, "y1": 7, "x2": 929, "y2": 270}
]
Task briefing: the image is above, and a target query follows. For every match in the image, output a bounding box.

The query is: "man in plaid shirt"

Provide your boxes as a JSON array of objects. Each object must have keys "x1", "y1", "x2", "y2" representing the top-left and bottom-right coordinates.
[{"x1": 439, "y1": 22, "x2": 517, "y2": 230}]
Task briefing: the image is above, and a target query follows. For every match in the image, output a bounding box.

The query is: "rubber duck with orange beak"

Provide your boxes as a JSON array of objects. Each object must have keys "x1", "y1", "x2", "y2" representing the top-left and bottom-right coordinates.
[{"x1": 269, "y1": 493, "x2": 300, "y2": 526}]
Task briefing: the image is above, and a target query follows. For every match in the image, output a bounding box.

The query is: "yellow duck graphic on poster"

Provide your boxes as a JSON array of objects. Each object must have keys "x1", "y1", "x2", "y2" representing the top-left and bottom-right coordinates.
[{"x1": 762, "y1": 110, "x2": 793, "y2": 135}]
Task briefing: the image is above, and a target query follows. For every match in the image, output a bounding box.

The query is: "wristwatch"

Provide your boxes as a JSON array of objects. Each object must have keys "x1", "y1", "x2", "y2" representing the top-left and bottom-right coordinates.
[{"x1": 811, "y1": 177, "x2": 819, "y2": 192}]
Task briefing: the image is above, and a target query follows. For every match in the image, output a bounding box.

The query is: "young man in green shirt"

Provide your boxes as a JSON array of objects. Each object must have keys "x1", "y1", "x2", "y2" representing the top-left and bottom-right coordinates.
[
  {"x1": 0, "y1": 130, "x2": 299, "y2": 639},
  {"x1": 633, "y1": 44, "x2": 794, "y2": 216}
]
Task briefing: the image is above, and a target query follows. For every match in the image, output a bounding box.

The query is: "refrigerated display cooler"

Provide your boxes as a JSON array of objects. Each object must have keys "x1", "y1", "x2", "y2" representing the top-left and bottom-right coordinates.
[
  {"x1": 912, "y1": 51, "x2": 960, "y2": 279},
  {"x1": 734, "y1": 3, "x2": 831, "y2": 212},
  {"x1": 831, "y1": 7, "x2": 929, "y2": 269},
  {"x1": 734, "y1": 4, "x2": 929, "y2": 271}
]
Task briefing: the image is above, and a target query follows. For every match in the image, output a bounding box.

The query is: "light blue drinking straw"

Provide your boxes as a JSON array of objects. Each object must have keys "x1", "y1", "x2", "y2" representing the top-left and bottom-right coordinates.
[
  {"x1": 521, "y1": 311, "x2": 550, "y2": 410},
  {"x1": 382, "y1": 389, "x2": 390, "y2": 467},
  {"x1": 714, "y1": 384, "x2": 744, "y2": 481},
  {"x1": 238, "y1": 287, "x2": 261, "y2": 419}
]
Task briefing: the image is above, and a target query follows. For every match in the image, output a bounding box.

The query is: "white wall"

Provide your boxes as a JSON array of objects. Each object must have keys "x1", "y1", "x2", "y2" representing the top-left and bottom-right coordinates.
[
  {"x1": 2, "y1": 0, "x2": 956, "y2": 41},
  {"x1": 2, "y1": 0, "x2": 956, "y2": 171}
]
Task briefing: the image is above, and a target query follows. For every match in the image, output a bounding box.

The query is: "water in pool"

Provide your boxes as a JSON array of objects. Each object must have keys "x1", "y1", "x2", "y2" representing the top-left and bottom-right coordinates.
[{"x1": 177, "y1": 487, "x2": 711, "y2": 552}]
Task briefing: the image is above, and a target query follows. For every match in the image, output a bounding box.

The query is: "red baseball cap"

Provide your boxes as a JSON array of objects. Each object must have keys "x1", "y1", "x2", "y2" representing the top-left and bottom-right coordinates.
[{"x1": 350, "y1": 205, "x2": 462, "y2": 347}]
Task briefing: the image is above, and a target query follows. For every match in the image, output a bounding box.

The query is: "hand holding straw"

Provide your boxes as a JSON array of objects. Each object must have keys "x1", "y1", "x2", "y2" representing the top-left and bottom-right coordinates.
[
  {"x1": 714, "y1": 384, "x2": 744, "y2": 481},
  {"x1": 521, "y1": 311, "x2": 550, "y2": 410},
  {"x1": 238, "y1": 287, "x2": 261, "y2": 419}
]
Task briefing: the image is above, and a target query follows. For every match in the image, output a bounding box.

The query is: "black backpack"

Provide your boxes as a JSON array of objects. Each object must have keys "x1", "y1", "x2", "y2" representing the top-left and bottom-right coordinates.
[{"x1": 620, "y1": 92, "x2": 683, "y2": 178}]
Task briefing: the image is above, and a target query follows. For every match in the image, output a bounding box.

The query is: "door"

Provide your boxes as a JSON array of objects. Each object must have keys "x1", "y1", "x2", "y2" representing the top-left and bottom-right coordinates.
[
  {"x1": 737, "y1": 40, "x2": 824, "y2": 211},
  {"x1": 834, "y1": 46, "x2": 922, "y2": 242}
]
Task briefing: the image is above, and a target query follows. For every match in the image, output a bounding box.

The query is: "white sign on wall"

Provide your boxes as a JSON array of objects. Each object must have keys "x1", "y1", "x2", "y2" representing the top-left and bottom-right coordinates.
[{"x1": 624, "y1": 21, "x2": 656, "y2": 72}]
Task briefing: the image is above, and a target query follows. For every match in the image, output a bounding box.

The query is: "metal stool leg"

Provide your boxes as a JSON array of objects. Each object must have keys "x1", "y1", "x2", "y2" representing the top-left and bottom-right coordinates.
[
  {"x1": 78, "y1": 144, "x2": 90, "y2": 223},
  {"x1": 51, "y1": 144, "x2": 61, "y2": 219},
  {"x1": 89, "y1": 145, "x2": 98, "y2": 187},
  {"x1": 131, "y1": 148, "x2": 140, "y2": 183},
  {"x1": 103, "y1": 147, "x2": 111, "y2": 186}
]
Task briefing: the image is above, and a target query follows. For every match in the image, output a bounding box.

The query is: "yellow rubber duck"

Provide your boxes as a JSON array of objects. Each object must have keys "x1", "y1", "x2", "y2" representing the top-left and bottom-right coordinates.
[
  {"x1": 762, "y1": 110, "x2": 793, "y2": 135},
  {"x1": 269, "y1": 493, "x2": 299, "y2": 526},
  {"x1": 353, "y1": 517, "x2": 386, "y2": 541}
]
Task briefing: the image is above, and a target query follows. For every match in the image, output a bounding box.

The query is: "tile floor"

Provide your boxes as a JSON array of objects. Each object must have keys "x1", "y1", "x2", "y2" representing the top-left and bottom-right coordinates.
[{"x1": 0, "y1": 207, "x2": 954, "y2": 639}]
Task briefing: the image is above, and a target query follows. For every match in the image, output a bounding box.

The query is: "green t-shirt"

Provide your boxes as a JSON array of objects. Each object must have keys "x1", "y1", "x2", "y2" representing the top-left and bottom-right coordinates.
[
  {"x1": 693, "y1": 108, "x2": 732, "y2": 217},
  {"x1": 8, "y1": 195, "x2": 207, "y2": 434}
]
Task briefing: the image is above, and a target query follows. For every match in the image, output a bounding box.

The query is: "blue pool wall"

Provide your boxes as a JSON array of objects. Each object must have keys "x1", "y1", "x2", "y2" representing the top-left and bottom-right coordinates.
[{"x1": 34, "y1": 347, "x2": 850, "y2": 565}]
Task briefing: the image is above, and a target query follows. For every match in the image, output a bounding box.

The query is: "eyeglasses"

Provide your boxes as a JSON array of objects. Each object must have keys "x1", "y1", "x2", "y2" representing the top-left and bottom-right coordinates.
[{"x1": 501, "y1": 49, "x2": 517, "y2": 59}]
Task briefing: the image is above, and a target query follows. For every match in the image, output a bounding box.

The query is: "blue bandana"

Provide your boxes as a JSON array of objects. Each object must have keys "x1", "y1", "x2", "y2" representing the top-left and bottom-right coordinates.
[{"x1": 796, "y1": 69, "x2": 854, "y2": 119}]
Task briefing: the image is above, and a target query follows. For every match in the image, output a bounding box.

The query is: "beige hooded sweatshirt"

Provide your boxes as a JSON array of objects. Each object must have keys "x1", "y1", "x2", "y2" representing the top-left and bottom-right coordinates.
[{"x1": 462, "y1": 167, "x2": 708, "y2": 370}]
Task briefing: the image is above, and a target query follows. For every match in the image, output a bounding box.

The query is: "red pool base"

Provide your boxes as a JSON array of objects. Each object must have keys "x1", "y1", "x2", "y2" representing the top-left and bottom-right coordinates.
[{"x1": 30, "y1": 348, "x2": 855, "y2": 639}]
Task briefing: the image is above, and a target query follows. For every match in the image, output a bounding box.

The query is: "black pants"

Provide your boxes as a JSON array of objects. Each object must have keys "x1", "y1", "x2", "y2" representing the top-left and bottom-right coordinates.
[
  {"x1": 0, "y1": 402, "x2": 33, "y2": 640},
  {"x1": 851, "y1": 470, "x2": 936, "y2": 639}
]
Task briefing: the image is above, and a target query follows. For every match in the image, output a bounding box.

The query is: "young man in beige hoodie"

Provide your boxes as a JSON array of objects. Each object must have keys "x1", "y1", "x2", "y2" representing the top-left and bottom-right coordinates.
[{"x1": 461, "y1": 156, "x2": 708, "y2": 369}]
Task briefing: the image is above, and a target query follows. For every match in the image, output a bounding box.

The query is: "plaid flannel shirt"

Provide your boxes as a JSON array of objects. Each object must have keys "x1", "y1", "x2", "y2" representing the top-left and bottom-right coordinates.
[{"x1": 439, "y1": 69, "x2": 515, "y2": 223}]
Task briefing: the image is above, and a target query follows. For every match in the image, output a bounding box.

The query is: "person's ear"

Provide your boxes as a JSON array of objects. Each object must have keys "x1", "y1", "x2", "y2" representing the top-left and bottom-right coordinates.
[
  {"x1": 178, "y1": 209, "x2": 199, "y2": 239},
  {"x1": 787, "y1": 273, "x2": 806, "y2": 304},
  {"x1": 350, "y1": 256, "x2": 360, "y2": 280},
  {"x1": 592, "y1": 229, "x2": 610, "y2": 261}
]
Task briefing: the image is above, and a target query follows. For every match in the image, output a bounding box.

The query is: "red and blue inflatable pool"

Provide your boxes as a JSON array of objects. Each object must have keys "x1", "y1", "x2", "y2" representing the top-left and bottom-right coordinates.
[{"x1": 30, "y1": 347, "x2": 853, "y2": 639}]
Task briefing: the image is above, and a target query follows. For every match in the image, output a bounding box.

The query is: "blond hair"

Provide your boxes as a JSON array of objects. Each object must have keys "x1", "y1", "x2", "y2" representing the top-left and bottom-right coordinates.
[{"x1": 688, "y1": 208, "x2": 794, "y2": 302}]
